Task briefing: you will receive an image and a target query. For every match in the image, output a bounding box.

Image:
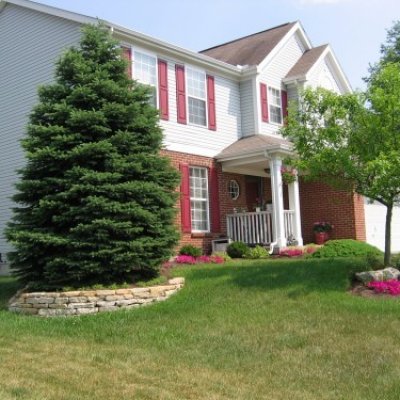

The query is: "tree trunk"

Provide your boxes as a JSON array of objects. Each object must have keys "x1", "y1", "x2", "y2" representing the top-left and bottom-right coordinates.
[{"x1": 384, "y1": 204, "x2": 393, "y2": 266}]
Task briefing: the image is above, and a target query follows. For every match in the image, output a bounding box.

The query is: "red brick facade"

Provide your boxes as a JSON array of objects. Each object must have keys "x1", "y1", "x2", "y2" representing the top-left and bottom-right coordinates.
[
  {"x1": 299, "y1": 180, "x2": 366, "y2": 244},
  {"x1": 162, "y1": 150, "x2": 366, "y2": 253}
]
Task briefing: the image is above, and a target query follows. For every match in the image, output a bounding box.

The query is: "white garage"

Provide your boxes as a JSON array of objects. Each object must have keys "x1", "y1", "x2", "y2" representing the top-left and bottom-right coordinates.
[{"x1": 365, "y1": 200, "x2": 400, "y2": 253}]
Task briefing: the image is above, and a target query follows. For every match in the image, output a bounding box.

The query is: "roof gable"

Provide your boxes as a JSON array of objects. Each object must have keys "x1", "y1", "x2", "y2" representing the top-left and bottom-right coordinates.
[
  {"x1": 285, "y1": 44, "x2": 328, "y2": 80},
  {"x1": 200, "y1": 22, "x2": 297, "y2": 66}
]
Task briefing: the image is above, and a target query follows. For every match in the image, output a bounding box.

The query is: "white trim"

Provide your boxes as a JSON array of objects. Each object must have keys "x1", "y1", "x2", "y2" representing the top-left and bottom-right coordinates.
[
  {"x1": 283, "y1": 45, "x2": 352, "y2": 94},
  {"x1": 257, "y1": 22, "x2": 312, "y2": 72}
]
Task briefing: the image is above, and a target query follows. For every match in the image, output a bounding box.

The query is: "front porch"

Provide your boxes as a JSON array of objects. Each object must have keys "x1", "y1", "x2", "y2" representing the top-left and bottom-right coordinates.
[
  {"x1": 216, "y1": 135, "x2": 303, "y2": 250},
  {"x1": 226, "y1": 210, "x2": 295, "y2": 246}
]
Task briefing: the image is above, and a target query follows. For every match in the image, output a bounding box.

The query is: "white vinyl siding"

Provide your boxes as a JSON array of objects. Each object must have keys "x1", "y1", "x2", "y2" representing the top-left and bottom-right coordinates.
[
  {"x1": 186, "y1": 67, "x2": 207, "y2": 127},
  {"x1": 160, "y1": 58, "x2": 241, "y2": 157},
  {"x1": 258, "y1": 32, "x2": 305, "y2": 136},
  {"x1": 240, "y1": 79, "x2": 256, "y2": 137},
  {"x1": 306, "y1": 56, "x2": 343, "y2": 93},
  {"x1": 189, "y1": 167, "x2": 210, "y2": 232},
  {"x1": 133, "y1": 49, "x2": 158, "y2": 108},
  {"x1": 0, "y1": 3, "x2": 82, "y2": 259}
]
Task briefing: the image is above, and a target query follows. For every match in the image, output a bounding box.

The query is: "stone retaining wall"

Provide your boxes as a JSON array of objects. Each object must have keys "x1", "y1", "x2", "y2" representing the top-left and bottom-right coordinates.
[{"x1": 8, "y1": 277, "x2": 184, "y2": 317}]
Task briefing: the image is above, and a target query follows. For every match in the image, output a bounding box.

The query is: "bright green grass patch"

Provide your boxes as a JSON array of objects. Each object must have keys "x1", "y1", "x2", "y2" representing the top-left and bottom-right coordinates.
[{"x1": 1, "y1": 258, "x2": 400, "y2": 399}]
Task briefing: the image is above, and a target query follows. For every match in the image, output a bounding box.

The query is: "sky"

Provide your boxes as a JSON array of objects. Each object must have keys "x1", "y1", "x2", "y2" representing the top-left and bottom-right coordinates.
[{"x1": 37, "y1": 0, "x2": 400, "y2": 90}]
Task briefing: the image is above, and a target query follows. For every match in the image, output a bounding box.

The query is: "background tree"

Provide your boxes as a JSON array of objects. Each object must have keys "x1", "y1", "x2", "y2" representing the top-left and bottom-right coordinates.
[
  {"x1": 7, "y1": 24, "x2": 180, "y2": 289},
  {"x1": 368, "y1": 20, "x2": 400, "y2": 79},
  {"x1": 282, "y1": 62, "x2": 400, "y2": 266}
]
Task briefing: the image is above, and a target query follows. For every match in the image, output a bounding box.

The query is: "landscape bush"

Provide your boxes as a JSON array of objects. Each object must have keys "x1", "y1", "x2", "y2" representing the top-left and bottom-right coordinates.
[
  {"x1": 246, "y1": 246, "x2": 269, "y2": 259},
  {"x1": 311, "y1": 239, "x2": 382, "y2": 259},
  {"x1": 227, "y1": 241, "x2": 249, "y2": 258},
  {"x1": 179, "y1": 244, "x2": 202, "y2": 258}
]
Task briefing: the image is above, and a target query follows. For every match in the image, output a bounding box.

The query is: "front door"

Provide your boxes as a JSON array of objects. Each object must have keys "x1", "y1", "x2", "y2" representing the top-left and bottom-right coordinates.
[{"x1": 245, "y1": 176, "x2": 261, "y2": 212}]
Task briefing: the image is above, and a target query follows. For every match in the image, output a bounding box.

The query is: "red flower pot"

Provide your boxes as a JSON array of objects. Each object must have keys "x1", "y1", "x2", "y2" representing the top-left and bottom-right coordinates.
[{"x1": 314, "y1": 231, "x2": 329, "y2": 245}]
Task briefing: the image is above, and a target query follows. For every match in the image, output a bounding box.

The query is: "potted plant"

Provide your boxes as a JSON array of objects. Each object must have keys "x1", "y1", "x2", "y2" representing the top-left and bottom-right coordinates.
[
  {"x1": 281, "y1": 166, "x2": 297, "y2": 184},
  {"x1": 313, "y1": 221, "x2": 333, "y2": 244}
]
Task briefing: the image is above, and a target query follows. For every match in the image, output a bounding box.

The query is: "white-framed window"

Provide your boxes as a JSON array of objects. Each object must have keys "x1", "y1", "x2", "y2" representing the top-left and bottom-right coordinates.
[
  {"x1": 133, "y1": 49, "x2": 158, "y2": 108},
  {"x1": 186, "y1": 67, "x2": 207, "y2": 127},
  {"x1": 228, "y1": 180, "x2": 240, "y2": 200},
  {"x1": 189, "y1": 167, "x2": 210, "y2": 232},
  {"x1": 268, "y1": 87, "x2": 283, "y2": 125}
]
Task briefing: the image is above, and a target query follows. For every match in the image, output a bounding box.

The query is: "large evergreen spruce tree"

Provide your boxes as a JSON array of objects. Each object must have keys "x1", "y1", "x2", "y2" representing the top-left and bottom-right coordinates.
[{"x1": 7, "y1": 25, "x2": 180, "y2": 289}]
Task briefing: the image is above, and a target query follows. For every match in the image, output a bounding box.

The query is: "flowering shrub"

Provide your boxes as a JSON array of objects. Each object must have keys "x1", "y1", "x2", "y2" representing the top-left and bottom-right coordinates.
[
  {"x1": 175, "y1": 255, "x2": 225, "y2": 265},
  {"x1": 305, "y1": 245, "x2": 319, "y2": 254},
  {"x1": 279, "y1": 247, "x2": 303, "y2": 257},
  {"x1": 281, "y1": 166, "x2": 297, "y2": 184},
  {"x1": 175, "y1": 255, "x2": 197, "y2": 264},
  {"x1": 198, "y1": 255, "x2": 224, "y2": 264},
  {"x1": 368, "y1": 279, "x2": 400, "y2": 296},
  {"x1": 313, "y1": 222, "x2": 333, "y2": 233}
]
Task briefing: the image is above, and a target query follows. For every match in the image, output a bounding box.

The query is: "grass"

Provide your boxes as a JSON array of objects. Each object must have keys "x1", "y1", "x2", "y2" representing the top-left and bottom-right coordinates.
[{"x1": 1, "y1": 258, "x2": 400, "y2": 399}]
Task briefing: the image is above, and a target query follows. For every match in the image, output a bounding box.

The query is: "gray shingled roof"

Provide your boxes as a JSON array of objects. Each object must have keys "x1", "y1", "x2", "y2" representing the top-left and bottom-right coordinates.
[
  {"x1": 285, "y1": 44, "x2": 328, "y2": 79},
  {"x1": 216, "y1": 135, "x2": 293, "y2": 159},
  {"x1": 200, "y1": 22, "x2": 297, "y2": 66}
]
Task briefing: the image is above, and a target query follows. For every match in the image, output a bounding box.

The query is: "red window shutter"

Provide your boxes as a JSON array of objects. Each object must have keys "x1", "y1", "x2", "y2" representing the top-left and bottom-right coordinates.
[
  {"x1": 158, "y1": 59, "x2": 169, "y2": 120},
  {"x1": 175, "y1": 65, "x2": 187, "y2": 124},
  {"x1": 180, "y1": 163, "x2": 191, "y2": 233},
  {"x1": 281, "y1": 90, "x2": 288, "y2": 123},
  {"x1": 121, "y1": 47, "x2": 132, "y2": 78},
  {"x1": 260, "y1": 83, "x2": 269, "y2": 122},
  {"x1": 207, "y1": 75, "x2": 217, "y2": 131},
  {"x1": 209, "y1": 166, "x2": 221, "y2": 233}
]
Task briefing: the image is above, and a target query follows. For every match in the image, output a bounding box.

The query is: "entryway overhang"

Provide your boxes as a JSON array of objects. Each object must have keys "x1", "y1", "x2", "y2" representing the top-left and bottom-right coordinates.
[{"x1": 216, "y1": 134, "x2": 294, "y2": 177}]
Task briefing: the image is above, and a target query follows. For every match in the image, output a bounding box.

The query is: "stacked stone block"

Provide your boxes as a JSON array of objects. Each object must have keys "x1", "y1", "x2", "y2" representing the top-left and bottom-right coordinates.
[{"x1": 9, "y1": 277, "x2": 184, "y2": 317}]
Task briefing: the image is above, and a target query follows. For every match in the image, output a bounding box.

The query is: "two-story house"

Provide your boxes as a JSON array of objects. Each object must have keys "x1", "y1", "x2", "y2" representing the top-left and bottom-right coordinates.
[{"x1": 0, "y1": 0, "x2": 374, "y2": 267}]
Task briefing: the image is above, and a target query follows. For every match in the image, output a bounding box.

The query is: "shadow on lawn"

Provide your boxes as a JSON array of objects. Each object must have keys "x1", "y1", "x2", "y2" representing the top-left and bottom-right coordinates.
[
  {"x1": 187, "y1": 258, "x2": 362, "y2": 295},
  {"x1": 0, "y1": 277, "x2": 22, "y2": 310}
]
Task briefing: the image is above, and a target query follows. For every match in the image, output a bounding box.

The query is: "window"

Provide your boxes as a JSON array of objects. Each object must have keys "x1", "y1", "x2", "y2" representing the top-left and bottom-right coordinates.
[
  {"x1": 268, "y1": 87, "x2": 282, "y2": 124},
  {"x1": 189, "y1": 167, "x2": 209, "y2": 232},
  {"x1": 228, "y1": 180, "x2": 240, "y2": 200},
  {"x1": 187, "y1": 67, "x2": 207, "y2": 126},
  {"x1": 133, "y1": 50, "x2": 157, "y2": 107}
]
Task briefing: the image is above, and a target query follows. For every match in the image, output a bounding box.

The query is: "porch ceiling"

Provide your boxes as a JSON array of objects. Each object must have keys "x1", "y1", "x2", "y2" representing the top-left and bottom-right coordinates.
[{"x1": 216, "y1": 134, "x2": 294, "y2": 176}]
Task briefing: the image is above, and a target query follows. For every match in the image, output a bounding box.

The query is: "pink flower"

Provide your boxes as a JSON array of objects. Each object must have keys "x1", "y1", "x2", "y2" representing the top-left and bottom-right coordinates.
[
  {"x1": 368, "y1": 280, "x2": 400, "y2": 296},
  {"x1": 175, "y1": 255, "x2": 197, "y2": 264}
]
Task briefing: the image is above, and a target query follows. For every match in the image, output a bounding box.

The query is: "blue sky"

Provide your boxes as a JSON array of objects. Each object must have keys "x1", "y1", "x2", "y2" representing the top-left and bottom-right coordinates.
[{"x1": 37, "y1": 0, "x2": 400, "y2": 90}]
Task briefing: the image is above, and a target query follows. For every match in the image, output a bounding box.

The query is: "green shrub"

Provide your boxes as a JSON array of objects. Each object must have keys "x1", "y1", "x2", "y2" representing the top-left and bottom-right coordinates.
[
  {"x1": 227, "y1": 241, "x2": 249, "y2": 258},
  {"x1": 391, "y1": 253, "x2": 400, "y2": 268},
  {"x1": 179, "y1": 244, "x2": 202, "y2": 257},
  {"x1": 212, "y1": 251, "x2": 232, "y2": 262},
  {"x1": 365, "y1": 252, "x2": 385, "y2": 270},
  {"x1": 245, "y1": 245, "x2": 269, "y2": 259},
  {"x1": 311, "y1": 239, "x2": 382, "y2": 259}
]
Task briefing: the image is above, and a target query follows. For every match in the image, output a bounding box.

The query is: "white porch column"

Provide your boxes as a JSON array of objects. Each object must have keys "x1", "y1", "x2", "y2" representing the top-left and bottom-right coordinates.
[
  {"x1": 288, "y1": 176, "x2": 304, "y2": 246},
  {"x1": 269, "y1": 156, "x2": 286, "y2": 249}
]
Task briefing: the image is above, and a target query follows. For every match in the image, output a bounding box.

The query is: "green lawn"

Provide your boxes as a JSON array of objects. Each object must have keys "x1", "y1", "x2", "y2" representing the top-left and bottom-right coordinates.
[{"x1": 1, "y1": 258, "x2": 400, "y2": 399}]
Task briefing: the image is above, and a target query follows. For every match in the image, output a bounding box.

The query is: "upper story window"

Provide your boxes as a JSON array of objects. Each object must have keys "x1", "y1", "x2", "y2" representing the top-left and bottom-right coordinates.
[
  {"x1": 268, "y1": 87, "x2": 282, "y2": 125},
  {"x1": 133, "y1": 50, "x2": 157, "y2": 108},
  {"x1": 186, "y1": 67, "x2": 207, "y2": 127}
]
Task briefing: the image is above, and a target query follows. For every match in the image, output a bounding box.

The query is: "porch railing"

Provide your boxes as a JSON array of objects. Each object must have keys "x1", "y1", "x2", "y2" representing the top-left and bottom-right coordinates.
[
  {"x1": 226, "y1": 210, "x2": 295, "y2": 245},
  {"x1": 284, "y1": 210, "x2": 295, "y2": 240},
  {"x1": 227, "y1": 211, "x2": 273, "y2": 245}
]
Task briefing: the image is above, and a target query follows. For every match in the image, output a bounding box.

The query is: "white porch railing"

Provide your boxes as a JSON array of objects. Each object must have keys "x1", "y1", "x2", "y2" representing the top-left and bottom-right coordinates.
[
  {"x1": 284, "y1": 210, "x2": 295, "y2": 240},
  {"x1": 226, "y1": 210, "x2": 295, "y2": 245}
]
